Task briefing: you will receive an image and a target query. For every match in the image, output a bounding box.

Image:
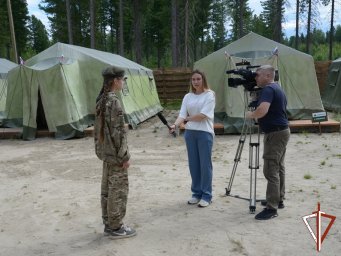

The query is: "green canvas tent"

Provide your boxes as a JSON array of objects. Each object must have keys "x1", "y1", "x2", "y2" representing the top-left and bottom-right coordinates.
[
  {"x1": 0, "y1": 58, "x2": 18, "y2": 124},
  {"x1": 3, "y1": 43, "x2": 162, "y2": 140},
  {"x1": 322, "y1": 58, "x2": 341, "y2": 112},
  {"x1": 194, "y1": 32, "x2": 324, "y2": 133}
]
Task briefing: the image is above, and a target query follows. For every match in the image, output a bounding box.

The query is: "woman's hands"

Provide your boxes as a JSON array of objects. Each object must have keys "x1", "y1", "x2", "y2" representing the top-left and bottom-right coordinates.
[{"x1": 169, "y1": 124, "x2": 176, "y2": 134}]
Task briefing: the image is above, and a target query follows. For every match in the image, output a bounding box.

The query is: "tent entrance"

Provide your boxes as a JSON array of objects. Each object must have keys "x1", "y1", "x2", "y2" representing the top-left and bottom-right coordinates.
[{"x1": 36, "y1": 90, "x2": 48, "y2": 129}]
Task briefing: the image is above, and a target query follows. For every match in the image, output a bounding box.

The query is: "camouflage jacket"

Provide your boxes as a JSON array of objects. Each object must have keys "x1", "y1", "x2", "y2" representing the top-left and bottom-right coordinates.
[{"x1": 94, "y1": 92, "x2": 130, "y2": 165}]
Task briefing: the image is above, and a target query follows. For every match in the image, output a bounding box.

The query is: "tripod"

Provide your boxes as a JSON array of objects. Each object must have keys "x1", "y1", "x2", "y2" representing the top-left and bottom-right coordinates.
[{"x1": 225, "y1": 92, "x2": 262, "y2": 213}]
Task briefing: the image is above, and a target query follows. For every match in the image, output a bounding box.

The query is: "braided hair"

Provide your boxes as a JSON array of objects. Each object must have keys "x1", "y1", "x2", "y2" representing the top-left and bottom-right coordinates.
[{"x1": 97, "y1": 77, "x2": 114, "y2": 143}]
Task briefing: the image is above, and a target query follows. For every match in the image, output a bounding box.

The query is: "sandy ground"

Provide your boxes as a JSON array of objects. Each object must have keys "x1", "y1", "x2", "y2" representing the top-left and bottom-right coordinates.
[{"x1": 0, "y1": 112, "x2": 341, "y2": 256}]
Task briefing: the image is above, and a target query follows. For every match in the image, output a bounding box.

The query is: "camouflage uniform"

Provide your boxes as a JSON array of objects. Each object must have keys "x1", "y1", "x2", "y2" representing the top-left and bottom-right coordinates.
[{"x1": 94, "y1": 91, "x2": 130, "y2": 230}]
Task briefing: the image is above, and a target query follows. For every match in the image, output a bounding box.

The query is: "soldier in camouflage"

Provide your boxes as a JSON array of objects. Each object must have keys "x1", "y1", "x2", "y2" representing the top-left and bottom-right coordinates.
[{"x1": 94, "y1": 66, "x2": 136, "y2": 239}]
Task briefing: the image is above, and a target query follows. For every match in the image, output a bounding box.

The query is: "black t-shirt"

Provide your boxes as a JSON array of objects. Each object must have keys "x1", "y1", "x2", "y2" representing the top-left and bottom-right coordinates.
[{"x1": 257, "y1": 83, "x2": 289, "y2": 133}]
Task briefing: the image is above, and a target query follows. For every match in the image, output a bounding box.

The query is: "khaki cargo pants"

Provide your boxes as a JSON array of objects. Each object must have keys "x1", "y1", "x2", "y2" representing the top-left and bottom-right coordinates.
[{"x1": 263, "y1": 128, "x2": 290, "y2": 210}]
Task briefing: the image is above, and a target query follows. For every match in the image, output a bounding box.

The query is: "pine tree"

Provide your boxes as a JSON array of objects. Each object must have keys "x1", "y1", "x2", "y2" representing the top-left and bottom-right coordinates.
[
  {"x1": 28, "y1": 15, "x2": 50, "y2": 53},
  {"x1": 0, "y1": 0, "x2": 29, "y2": 59}
]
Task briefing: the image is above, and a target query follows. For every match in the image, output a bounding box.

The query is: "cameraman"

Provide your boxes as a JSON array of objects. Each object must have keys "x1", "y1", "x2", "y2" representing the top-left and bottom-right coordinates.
[{"x1": 245, "y1": 65, "x2": 290, "y2": 220}]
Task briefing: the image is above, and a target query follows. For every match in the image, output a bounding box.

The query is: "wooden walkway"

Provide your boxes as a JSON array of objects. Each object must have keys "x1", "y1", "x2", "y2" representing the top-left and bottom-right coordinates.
[
  {"x1": 180, "y1": 119, "x2": 340, "y2": 135},
  {"x1": 0, "y1": 119, "x2": 339, "y2": 139},
  {"x1": 288, "y1": 119, "x2": 340, "y2": 133}
]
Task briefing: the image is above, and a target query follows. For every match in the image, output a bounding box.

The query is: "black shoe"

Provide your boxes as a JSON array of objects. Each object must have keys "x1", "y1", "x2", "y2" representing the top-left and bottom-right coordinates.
[
  {"x1": 255, "y1": 208, "x2": 278, "y2": 220},
  {"x1": 260, "y1": 200, "x2": 285, "y2": 209},
  {"x1": 104, "y1": 225, "x2": 111, "y2": 235},
  {"x1": 105, "y1": 224, "x2": 137, "y2": 239}
]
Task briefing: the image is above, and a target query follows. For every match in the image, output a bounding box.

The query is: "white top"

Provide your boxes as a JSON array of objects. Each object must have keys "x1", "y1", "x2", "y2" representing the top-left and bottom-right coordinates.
[{"x1": 179, "y1": 90, "x2": 216, "y2": 135}]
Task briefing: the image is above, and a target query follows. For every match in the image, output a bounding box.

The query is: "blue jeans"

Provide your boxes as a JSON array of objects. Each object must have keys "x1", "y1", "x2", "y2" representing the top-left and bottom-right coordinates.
[{"x1": 184, "y1": 130, "x2": 213, "y2": 202}]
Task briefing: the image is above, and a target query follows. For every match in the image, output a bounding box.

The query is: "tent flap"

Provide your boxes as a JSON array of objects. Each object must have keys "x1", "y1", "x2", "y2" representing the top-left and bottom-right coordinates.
[{"x1": 322, "y1": 58, "x2": 341, "y2": 112}]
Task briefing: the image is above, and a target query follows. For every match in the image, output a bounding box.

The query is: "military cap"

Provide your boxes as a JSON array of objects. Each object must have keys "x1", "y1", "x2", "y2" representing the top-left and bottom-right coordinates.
[{"x1": 102, "y1": 66, "x2": 125, "y2": 78}]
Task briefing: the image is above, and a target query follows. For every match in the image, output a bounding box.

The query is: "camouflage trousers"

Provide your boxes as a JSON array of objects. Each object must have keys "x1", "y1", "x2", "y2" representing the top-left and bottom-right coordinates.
[{"x1": 101, "y1": 162, "x2": 129, "y2": 230}]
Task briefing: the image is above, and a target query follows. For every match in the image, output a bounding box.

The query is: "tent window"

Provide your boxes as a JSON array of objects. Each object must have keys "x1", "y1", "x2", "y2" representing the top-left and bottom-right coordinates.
[
  {"x1": 122, "y1": 78, "x2": 129, "y2": 96},
  {"x1": 329, "y1": 68, "x2": 339, "y2": 87}
]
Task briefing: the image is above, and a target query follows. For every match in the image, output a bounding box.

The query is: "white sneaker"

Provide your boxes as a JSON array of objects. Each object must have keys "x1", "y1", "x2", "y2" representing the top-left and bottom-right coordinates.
[
  {"x1": 187, "y1": 197, "x2": 200, "y2": 205},
  {"x1": 198, "y1": 199, "x2": 211, "y2": 207}
]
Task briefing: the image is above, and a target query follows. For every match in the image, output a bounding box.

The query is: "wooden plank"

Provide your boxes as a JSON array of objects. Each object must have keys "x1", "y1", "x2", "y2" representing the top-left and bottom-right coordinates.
[
  {"x1": 289, "y1": 119, "x2": 340, "y2": 133},
  {"x1": 155, "y1": 77, "x2": 190, "y2": 82},
  {"x1": 156, "y1": 86, "x2": 188, "y2": 91}
]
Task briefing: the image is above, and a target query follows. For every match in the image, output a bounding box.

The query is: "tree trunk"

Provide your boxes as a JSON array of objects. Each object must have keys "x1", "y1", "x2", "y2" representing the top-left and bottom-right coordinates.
[
  {"x1": 133, "y1": 0, "x2": 142, "y2": 63},
  {"x1": 295, "y1": 0, "x2": 299, "y2": 49},
  {"x1": 238, "y1": 0, "x2": 245, "y2": 38},
  {"x1": 184, "y1": 0, "x2": 189, "y2": 67},
  {"x1": 90, "y1": 0, "x2": 95, "y2": 48},
  {"x1": 329, "y1": 0, "x2": 334, "y2": 60},
  {"x1": 306, "y1": 0, "x2": 312, "y2": 53},
  {"x1": 119, "y1": 0, "x2": 124, "y2": 56},
  {"x1": 157, "y1": 31, "x2": 161, "y2": 68},
  {"x1": 7, "y1": 0, "x2": 18, "y2": 63},
  {"x1": 66, "y1": 0, "x2": 73, "y2": 45},
  {"x1": 171, "y1": 0, "x2": 177, "y2": 67},
  {"x1": 273, "y1": 0, "x2": 283, "y2": 42}
]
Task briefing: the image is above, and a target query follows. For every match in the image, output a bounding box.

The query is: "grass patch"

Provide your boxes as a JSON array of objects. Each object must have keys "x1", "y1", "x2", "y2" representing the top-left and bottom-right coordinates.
[
  {"x1": 161, "y1": 99, "x2": 182, "y2": 110},
  {"x1": 304, "y1": 174, "x2": 312, "y2": 179},
  {"x1": 333, "y1": 112, "x2": 341, "y2": 122}
]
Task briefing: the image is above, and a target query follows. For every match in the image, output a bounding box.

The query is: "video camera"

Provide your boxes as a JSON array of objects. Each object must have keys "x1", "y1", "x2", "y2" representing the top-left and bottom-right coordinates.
[{"x1": 226, "y1": 61, "x2": 259, "y2": 91}]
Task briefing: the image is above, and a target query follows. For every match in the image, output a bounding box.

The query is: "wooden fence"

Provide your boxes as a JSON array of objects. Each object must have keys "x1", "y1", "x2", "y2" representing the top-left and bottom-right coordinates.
[
  {"x1": 314, "y1": 61, "x2": 331, "y2": 94},
  {"x1": 154, "y1": 62, "x2": 332, "y2": 101},
  {"x1": 153, "y1": 68, "x2": 192, "y2": 101}
]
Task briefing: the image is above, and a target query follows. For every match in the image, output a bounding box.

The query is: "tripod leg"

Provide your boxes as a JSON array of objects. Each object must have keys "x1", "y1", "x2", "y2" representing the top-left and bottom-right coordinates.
[
  {"x1": 249, "y1": 134, "x2": 260, "y2": 213},
  {"x1": 225, "y1": 123, "x2": 248, "y2": 196}
]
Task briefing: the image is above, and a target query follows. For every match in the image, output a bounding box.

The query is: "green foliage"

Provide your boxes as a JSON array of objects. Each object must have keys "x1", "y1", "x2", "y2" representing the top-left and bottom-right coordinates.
[
  {"x1": 335, "y1": 25, "x2": 341, "y2": 42},
  {"x1": 304, "y1": 174, "x2": 312, "y2": 179},
  {"x1": 161, "y1": 99, "x2": 182, "y2": 110},
  {"x1": 260, "y1": 0, "x2": 286, "y2": 42},
  {"x1": 21, "y1": 46, "x2": 38, "y2": 60},
  {"x1": 28, "y1": 15, "x2": 50, "y2": 53},
  {"x1": 250, "y1": 14, "x2": 268, "y2": 37},
  {"x1": 210, "y1": 0, "x2": 229, "y2": 51},
  {"x1": 1, "y1": 0, "x2": 340, "y2": 66},
  {"x1": 227, "y1": 0, "x2": 253, "y2": 40},
  {"x1": 0, "y1": 0, "x2": 29, "y2": 61}
]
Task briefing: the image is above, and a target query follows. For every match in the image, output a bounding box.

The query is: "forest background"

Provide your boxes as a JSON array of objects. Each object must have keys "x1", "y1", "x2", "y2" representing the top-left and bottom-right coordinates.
[{"x1": 1, "y1": 0, "x2": 341, "y2": 68}]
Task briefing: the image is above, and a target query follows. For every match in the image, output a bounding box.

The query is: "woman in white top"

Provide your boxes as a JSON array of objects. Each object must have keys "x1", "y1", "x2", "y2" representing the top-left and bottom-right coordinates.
[{"x1": 170, "y1": 70, "x2": 215, "y2": 207}]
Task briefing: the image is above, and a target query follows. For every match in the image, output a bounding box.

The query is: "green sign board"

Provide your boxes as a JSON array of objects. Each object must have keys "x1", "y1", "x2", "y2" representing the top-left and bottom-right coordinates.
[{"x1": 312, "y1": 112, "x2": 328, "y2": 123}]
